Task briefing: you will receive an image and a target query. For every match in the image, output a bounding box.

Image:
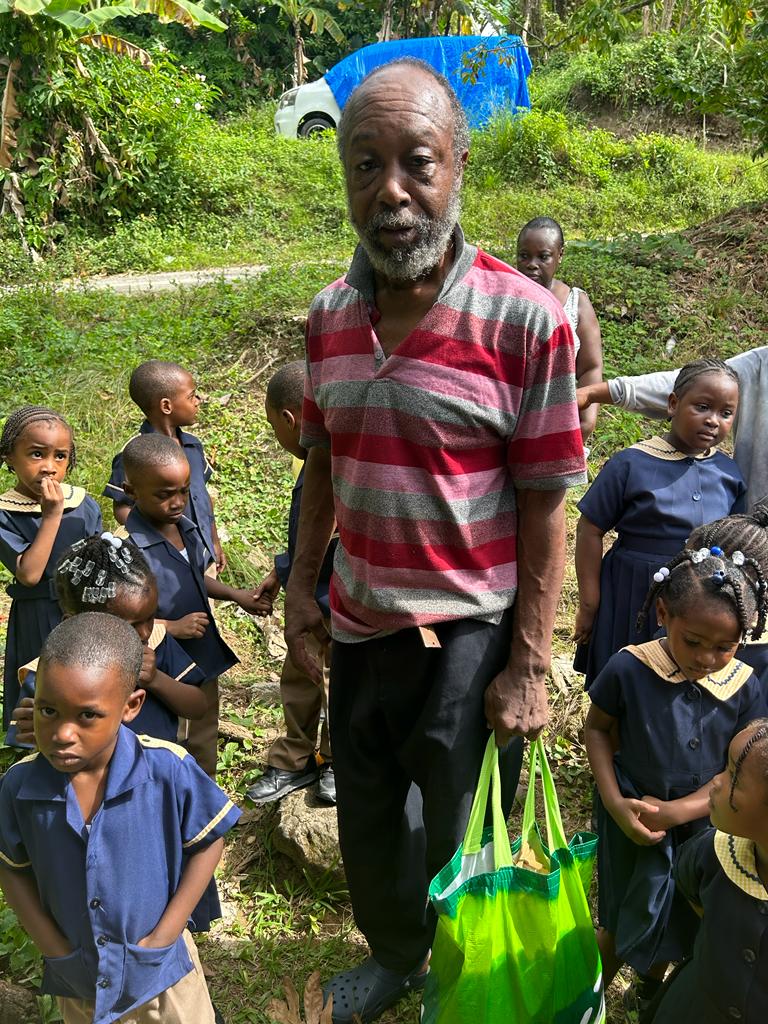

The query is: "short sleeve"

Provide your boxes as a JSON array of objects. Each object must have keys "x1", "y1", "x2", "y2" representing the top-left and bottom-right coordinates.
[
  {"x1": 0, "y1": 772, "x2": 32, "y2": 870},
  {"x1": 588, "y1": 652, "x2": 628, "y2": 718},
  {"x1": 730, "y1": 478, "x2": 747, "y2": 515},
  {"x1": 103, "y1": 450, "x2": 133, "y2": 505},
  {"x1": 84, "y1": 497, "x2": 103, "y2": 535},
  {"x1": 577, "y1": 453, "x2": 632, "y2": 533},
  {"x1": 156, "y1": 635, "x2": 206, "y2": 687},
  {"x1": 300, "y1": 326, "x2": 331, "y2": 451},
  {"x1": 506, "y1": 321, "x2": 586, "y2": 490},
  {"x1": 674, "y1": 828, "x2": 715, "y2": 907},
  {"x1": 175, "y1": 756, "x2": 241, "y2": 850},
  {"x1": 735, "y1": 673, "x2": 768, "y2": 733},
  {"x1": 0, "y1": 514, "x2": 29, "y2": 574}
]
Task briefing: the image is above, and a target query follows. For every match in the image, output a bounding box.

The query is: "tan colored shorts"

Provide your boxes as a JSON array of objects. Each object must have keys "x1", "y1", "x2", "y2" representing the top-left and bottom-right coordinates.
[{"x1": 57, "y1": 930, "x2": 215, "y2": 1024}]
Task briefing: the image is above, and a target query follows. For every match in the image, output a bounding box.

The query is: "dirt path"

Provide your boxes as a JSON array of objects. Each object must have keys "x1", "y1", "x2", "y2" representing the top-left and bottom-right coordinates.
[{"x1": 57, "y1": 263, "x2": 269, "y2": 295}]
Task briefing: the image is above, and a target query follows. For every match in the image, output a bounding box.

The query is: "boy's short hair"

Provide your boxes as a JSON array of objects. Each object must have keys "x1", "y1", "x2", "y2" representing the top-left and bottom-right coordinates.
[
  {"x1": 123, "y1": 434, "x2": 189, "y2": 481},
  {"x1": 40, "y1": 613, "x2": 143, "y2": 696},
  {"x1": 129, "y1": 361, "x2": 189, "y2": 414},
  {"x1": 266, "y1": 361, "x2": 305, "y2": 414}
]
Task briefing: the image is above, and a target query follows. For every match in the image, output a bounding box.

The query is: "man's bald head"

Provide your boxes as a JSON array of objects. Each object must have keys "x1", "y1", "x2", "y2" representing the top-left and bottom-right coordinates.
[{"x1": 337, "y1": 58, "x2": 470, "y2": 168}]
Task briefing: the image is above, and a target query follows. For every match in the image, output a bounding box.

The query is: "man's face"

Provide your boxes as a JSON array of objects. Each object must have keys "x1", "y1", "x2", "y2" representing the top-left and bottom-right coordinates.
[{"x1": 343, "y1": 69, "x2": 467, "y2": 283}]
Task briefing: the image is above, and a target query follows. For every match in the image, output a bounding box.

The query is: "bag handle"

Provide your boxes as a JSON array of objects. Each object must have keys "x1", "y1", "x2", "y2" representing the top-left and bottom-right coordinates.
[
  {"x1": 521, "y1": 737, "x2": 568, "y2": 852},
  {"x1": 462, "y1": 734, "x2": 513, "y2": 869}
]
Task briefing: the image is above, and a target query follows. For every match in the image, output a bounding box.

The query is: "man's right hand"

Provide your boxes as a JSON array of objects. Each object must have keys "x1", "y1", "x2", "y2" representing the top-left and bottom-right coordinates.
[{"x1": 284, "y1": 586, "x2": 329, "y2": 685}]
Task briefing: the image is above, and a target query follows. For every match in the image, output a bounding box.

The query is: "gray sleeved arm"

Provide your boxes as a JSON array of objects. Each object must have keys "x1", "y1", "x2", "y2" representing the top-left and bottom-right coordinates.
[{"x1": 607, "y1": 369, "x2": 677, "y2": 419}]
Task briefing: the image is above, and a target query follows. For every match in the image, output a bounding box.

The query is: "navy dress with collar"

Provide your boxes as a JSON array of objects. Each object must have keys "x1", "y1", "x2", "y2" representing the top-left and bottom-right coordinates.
[
  {"x1": 575, "y1": 436, "x2": 746, "y2": 687},
  {"x1": 589, "y1": 640, "x2": 767, "y2": 973},
  {"x1": 104, "y1": 421, "x2": 216, "y2": 564},
  {"x1": 651, "y1": 829, "x2": 768, "y2": 1024},
  {"x1": 0, "y1": 485, "x2": 102, "y2": 729},
  {"x1": 125, "y1": 509, "x2": 237, "y2": 681}
]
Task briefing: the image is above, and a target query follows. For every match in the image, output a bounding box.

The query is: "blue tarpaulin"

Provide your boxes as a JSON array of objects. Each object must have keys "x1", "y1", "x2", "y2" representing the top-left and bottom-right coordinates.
[{"x1": 324, "y1": 36, "x2": 531, "y2": 129}]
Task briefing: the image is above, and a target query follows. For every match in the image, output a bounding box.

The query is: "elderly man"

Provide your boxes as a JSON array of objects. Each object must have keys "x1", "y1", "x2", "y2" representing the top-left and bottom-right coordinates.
[{"x1": 285, "y1": 58, "x2": 586, "y2": 1023}]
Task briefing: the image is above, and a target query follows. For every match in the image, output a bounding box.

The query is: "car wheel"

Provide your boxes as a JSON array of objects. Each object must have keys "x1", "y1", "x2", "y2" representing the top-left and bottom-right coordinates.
[{"x1": 298, "y1": 115, "x2": 335, "y2": 138}]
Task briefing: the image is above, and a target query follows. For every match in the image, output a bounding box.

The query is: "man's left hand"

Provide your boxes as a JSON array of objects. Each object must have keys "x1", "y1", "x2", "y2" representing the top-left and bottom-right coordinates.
[{"x1": 484, "y1": 663, "x2": 549, "y2": 745}]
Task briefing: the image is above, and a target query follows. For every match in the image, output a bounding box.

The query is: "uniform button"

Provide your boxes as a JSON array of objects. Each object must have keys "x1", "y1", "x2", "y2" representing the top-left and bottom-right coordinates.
[
  {"x1": 692, "y1": 492, "x2": 702, "y2": 501},
  {"x1": 99, "y1": 978, "x2": 111, "y2": 989},
  {"x1": 686, "y1": 686, "x2": 700, "y2": 701},
  {"x1": 760, "y1": 904, "x2": 768, "y2": 916},
  {"x1": 743, "y1": 948, "x2": 757, "y2": 964},
  {"x1": 688, "y1": 738, "x2": 701, "y2": 749},
  {"x1": 89, "y1": 898, "x2": 101, "y2": 909},
  {"x1": 728, "y1": 1009, "x2": 742, "y2": 1020},
  {"x1": 97, "y1": 935, "x2": 108, "y2": 947}
]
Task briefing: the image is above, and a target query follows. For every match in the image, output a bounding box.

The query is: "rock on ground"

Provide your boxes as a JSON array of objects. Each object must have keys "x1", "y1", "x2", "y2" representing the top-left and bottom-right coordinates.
[
  {"x1": 0, "y1": 980, "x2": 38, "y2": 1024},
  {"x1": 273, "y1": 787, "x2": 344, "y2": 883}
]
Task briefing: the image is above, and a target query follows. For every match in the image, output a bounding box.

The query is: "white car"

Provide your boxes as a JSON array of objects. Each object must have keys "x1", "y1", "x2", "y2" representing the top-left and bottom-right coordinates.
[{"x1": 274, "y1": 77, "x2": 341, "y2": 139}]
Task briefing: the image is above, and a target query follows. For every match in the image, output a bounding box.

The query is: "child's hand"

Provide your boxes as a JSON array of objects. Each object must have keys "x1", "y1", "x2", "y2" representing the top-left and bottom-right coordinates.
[
  {"x1": 607, "y1": 796, "x2": 667, "y2": 846},
  {"x1": 639, "y1": 795, "x2": 679, "y2": 832},
  {"x1": 167, "y1": 613, "x2": 209, "y2": 639},
  {"x1": 10, "y1": 697, "x2": 35, "y2": 745},
  {"x1": 573, "y1": 604, "x2": 596, "y2": 645},
  {"x1": 214, "y1": 539, "x2": 227, "y2": 574},
  {"x1": 234, "y1": 588, "x2": 273, "y2": 616},
  {"x1": 139, "y1": 646, "x2": 157, "y2": 688},
  {"x1": 39, "y1": 478, "x2": 64, "y2": 519}
]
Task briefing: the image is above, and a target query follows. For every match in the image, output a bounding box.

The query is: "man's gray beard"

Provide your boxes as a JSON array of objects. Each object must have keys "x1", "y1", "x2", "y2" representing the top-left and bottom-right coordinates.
[{"x1": 351, "y1": 180, "x2": 462, "y2": 283}]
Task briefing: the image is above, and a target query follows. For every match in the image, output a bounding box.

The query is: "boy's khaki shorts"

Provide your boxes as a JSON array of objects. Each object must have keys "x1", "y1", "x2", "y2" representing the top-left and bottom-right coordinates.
[{"x1": 57, "y1": 930, "x2": 215, "y2": 1024}]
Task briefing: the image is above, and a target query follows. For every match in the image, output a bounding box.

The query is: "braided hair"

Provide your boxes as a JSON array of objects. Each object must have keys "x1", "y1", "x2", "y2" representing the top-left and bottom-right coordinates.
[
  {"x1": 638, "y1": 546, "x2": 768, "y2": 642},
  {"x1": 688, "y1": 502, "x2": 768, "y2": 601},
  {"x1": 671, "y1": 358, "x2": 739, "y2": 400},
  {"x1": 55, "y1": 533, "x2": 155, "y2": 613},
  {"x1": 0, "y1": 406, "x2": 76, "y2": 468},
  {"x1": 729, "y1": 718, "x2": 768, "y2": 810}
]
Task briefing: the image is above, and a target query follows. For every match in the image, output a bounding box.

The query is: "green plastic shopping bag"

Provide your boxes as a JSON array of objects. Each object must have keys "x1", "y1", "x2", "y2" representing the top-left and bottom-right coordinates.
[{"x1": 422, "y1": 736, "x2": 604, "y2": 1024}]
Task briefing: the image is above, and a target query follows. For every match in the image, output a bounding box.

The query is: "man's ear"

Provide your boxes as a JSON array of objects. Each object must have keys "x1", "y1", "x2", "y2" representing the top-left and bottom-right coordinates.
[
  {"x1": 283, "y1": 409, "x2": 297, "y2": 430},
  {"x1": 159, "y1": 397, "x2": 173, "y2": 416},
  {"x1": 122, "y1": 688, "x2": 146, "y2": 724}
]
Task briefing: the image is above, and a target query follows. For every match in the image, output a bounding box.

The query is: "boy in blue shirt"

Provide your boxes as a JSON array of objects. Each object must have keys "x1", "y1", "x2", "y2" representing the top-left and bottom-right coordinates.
[
  {"x1": 121, "y1": 434, "x2": 264, "y2": 776},
  {"x1": 0, "y1": 612, "x2": 240, "y2": 1024},
  {"x1": 246, "y1": 361, "x2": 337, "y2": 805},
  {"x1": 104, "y1": 359, "x2": 226, "y2": 777}
]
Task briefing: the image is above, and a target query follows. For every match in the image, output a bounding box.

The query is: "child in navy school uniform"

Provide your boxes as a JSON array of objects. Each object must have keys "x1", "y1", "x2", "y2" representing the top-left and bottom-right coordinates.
[
  {"x1": 0, "y1": 614, "x2": 240, "y2": 1024},
  {"x1": 647, "y1": 721, "x2": 768, "y2": 1024},
  {"x1": 121, "y1": 433, "x2": 264, "y2": 776},
  {"x1": 574, "y1": 359, "x2": 745, "y2": 687},
  {"x1": 104, "y1": 360, "x2": 224, "y2": 777},
  {"x1": 585, "y1": 545, "x2": 768, "y2": 1008},
  {"x1": 104, "y1": 360, "x2": 223, "y2": 570},
  {"x1": 246, "y1": 361, "x2": 338, "y2": 806},
  {"x1": 7, "y1": 533, "x2": 207, "y2": 749},
  {"x1": 0, "y1": 406, "x2": 102, "y2": 730}
]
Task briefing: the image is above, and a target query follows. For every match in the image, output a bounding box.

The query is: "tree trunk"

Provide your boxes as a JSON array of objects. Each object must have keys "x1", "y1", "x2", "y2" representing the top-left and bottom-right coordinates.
[
  {"x1": 660, "y1": 0, "x2": 676, "y2": 31},
  {"x1": 293, "y1": 25, "x2": 306, "y2": 86},
  {"x1": 377, "y1": 0, "x2": 395, "y2": 41},
  {"x1": 520, "y1": 0, "x2": 544, "y2": 50}
]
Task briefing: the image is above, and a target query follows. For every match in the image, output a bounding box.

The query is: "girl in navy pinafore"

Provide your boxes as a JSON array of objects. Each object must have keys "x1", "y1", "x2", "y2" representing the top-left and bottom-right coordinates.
[
  {"x1": 0, "y1": 407, "x2": 101, "y2": 729},
  {"x1": 575, "y1": 360, "x2": 745, "y2": 688},
  {"x1": 585, "y1": 544, "x2": 768, "y2": 1000}
]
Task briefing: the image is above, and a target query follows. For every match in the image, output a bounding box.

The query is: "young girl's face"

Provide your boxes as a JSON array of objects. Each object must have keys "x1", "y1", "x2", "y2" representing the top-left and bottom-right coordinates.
[
  {"x1": 515, "y1": 228, "x2": 563, "y2": 290},
  {"x1": 105, "y1": 581, "x2": 158, "y2": 644},
  {"x1": 6, "y1": 421, "x2": 71, "y2": 499},
  {"x1": 709, "y1": 727, "x2": 768, "y2": 838},
  {"x1": 666, "y1": 372, "x2": 739, "y2": 456},
  {"x1": 657, "y1": 596, "x2": 742, "y2": 681}
]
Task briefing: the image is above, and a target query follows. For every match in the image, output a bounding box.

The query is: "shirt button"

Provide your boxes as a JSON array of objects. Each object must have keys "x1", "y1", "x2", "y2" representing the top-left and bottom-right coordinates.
[
  {"x1": 89, "y1": 898, "x2": 101, "y2": 909},
  {"x1": 99, "y1": 978, "x2": 111, "y2": 989},
  {"x1": 688, "y1": 738, "x2": 701, "y2": 750},
  {"x1": 686, "y1": 686, "x2": 700, "y2": 701},
  {"x1": 97, "y1": 935, "x2": 108, "y2": 947},
  {"x1": 743, "y1": 948, "x2": 757, "y2": 964},
  {"x1": 760, "y1": 904, "x2": 768, "y2": 915},
  {"x1": 728, "y1": 1009, "x2": 742, "y2": 1020},
  {"x1": 692, "y1": 491, "x2": 701, "y2": 501}
]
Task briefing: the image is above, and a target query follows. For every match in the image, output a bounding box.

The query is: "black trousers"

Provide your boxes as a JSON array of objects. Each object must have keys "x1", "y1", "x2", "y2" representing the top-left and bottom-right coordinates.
[{"x1": 330, "y1": 611, "x2": 523, "y2": 972}]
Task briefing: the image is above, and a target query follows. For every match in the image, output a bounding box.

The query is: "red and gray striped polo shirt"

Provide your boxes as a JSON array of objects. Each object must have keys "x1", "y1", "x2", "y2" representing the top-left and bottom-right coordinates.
[{"x1": 301, "y1": 228, "x2": 586, "y2": 642}]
